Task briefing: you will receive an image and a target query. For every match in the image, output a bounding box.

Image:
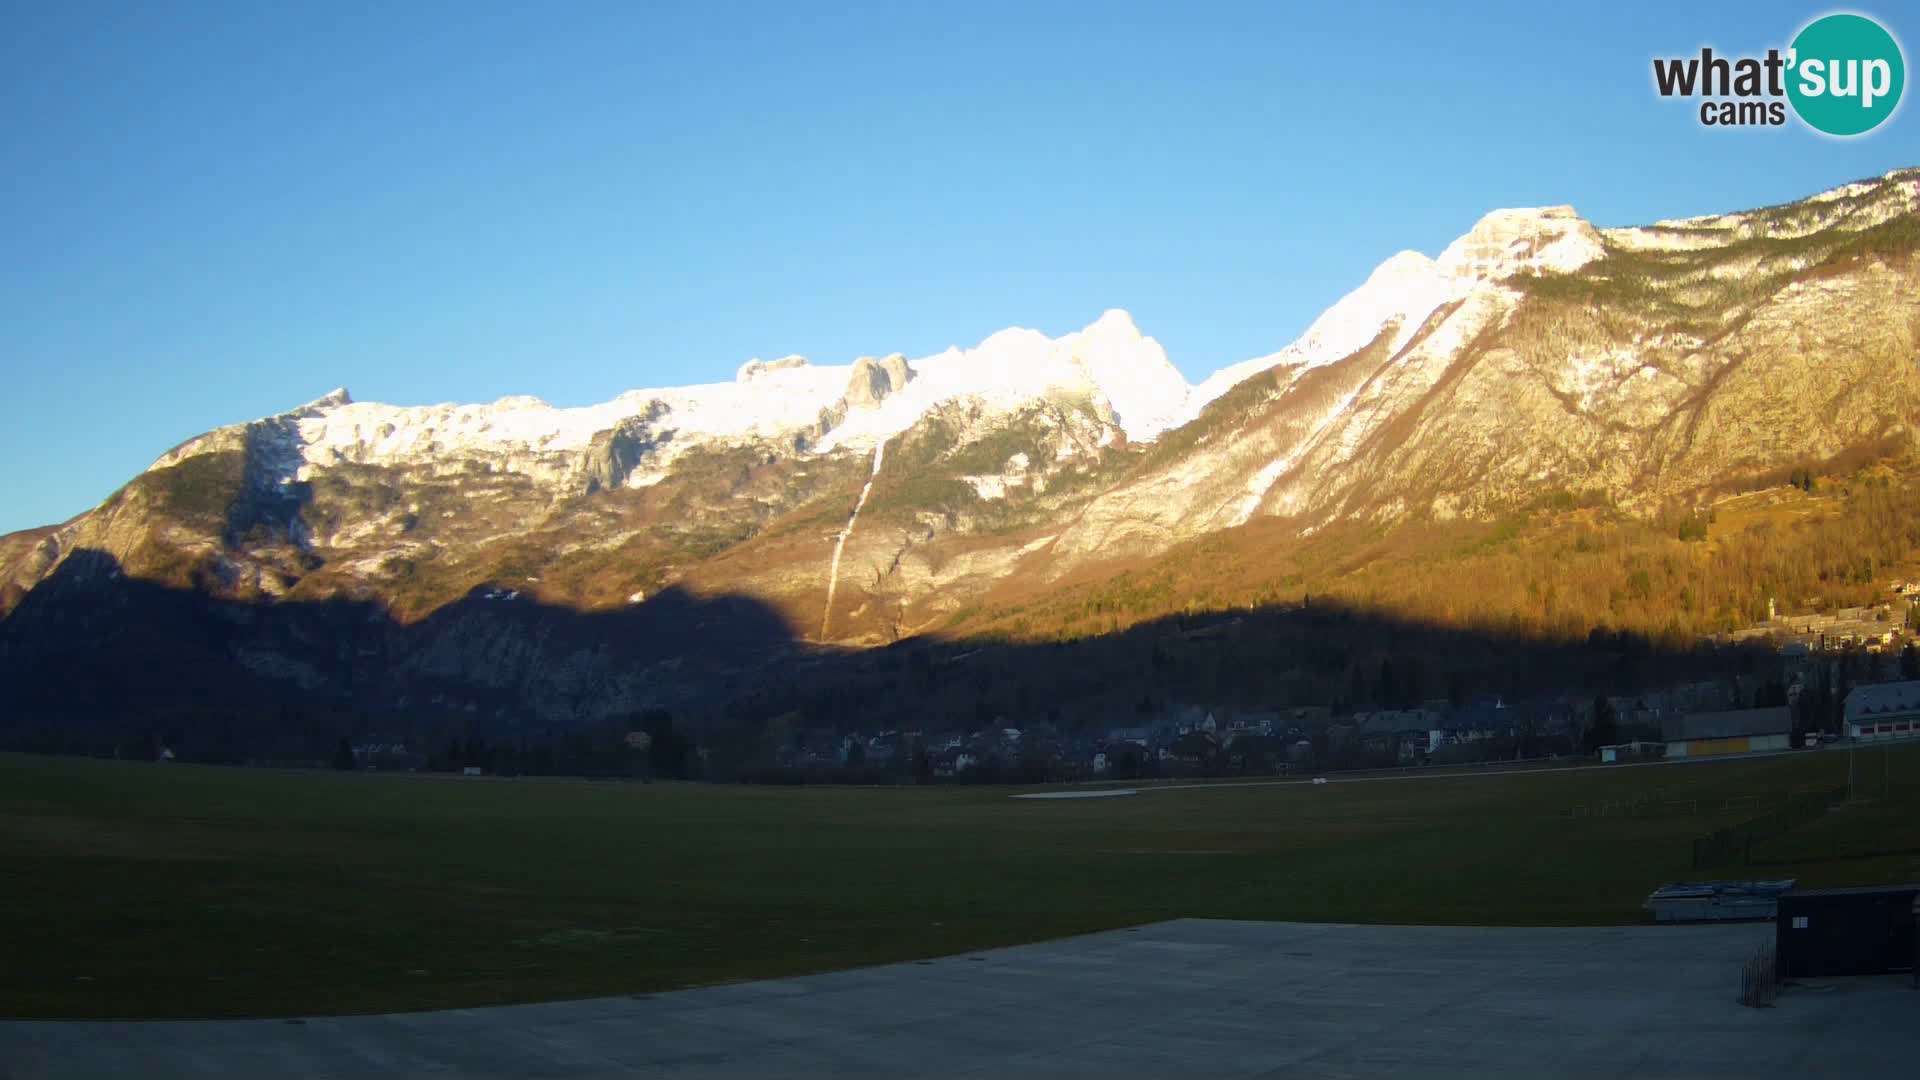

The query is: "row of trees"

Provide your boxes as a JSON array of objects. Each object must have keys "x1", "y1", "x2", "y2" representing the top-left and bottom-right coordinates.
[{"x1": 16, "y1": 706, "x2": 704, "y2": 782}]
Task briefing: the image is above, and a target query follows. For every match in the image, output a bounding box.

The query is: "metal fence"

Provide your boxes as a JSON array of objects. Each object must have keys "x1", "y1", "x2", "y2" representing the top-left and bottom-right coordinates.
[
  {"x1": 1689, "y1": 787, "x2": 1847, "y2": 869},
  {"x1": 1738, "y1": 942, "x2": 1779, "y2": 1007}
]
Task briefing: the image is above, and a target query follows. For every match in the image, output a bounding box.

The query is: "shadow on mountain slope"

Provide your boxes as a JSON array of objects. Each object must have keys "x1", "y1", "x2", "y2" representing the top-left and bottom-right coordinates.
[
  {"x1": 222, "y1": 413, "x2": 317, "y2": 550},
  {"x1": 0, "y1": 548, "x2": 1799, "y2": 769},
  {"x1": 0, "y1": 549, "x2": 806, "y2": 757}
]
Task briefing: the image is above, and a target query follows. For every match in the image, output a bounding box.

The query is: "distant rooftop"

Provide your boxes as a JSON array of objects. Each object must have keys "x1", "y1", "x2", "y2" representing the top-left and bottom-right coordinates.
[
  {"x1": 1662, "y1": 707, "x2": 1791, "y2": 742},
  {"x1": 1844, "y1": 680, "x2": 1920, "y2": 720}
]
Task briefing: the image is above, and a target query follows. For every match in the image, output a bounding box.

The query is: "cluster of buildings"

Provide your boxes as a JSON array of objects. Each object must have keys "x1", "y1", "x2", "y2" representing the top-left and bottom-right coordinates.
[
  {"x1": 763, "y1": 665, "x2": 1920, "y2": 782},
  {"x1": 1722, "y1": 602, "x2": 1905, "y2": 655},
  {"x1": 1082, "y1": 702, "x2": 1561, "y2": 775},
  {"x1": 1613, "y1": 678, "x2": 1920, "y2": 761},
  {"x1": 794, "y1": 696, "x2": 1632, "y2": 780},
  {"x1": 1086, "y1": 691, "x2": 1795, "y2": 774}
]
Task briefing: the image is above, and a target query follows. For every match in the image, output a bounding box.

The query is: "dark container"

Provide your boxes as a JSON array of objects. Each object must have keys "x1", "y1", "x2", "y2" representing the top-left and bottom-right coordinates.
[{"x1": 1774, "y1": 884, "x2": 1919, "y2": 978}]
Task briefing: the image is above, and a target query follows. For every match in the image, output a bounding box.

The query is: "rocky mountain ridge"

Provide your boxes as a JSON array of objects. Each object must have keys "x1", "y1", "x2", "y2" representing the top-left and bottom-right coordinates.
[{"x1": 3, "y1": 168, "x2": 1918, "y2": 733}]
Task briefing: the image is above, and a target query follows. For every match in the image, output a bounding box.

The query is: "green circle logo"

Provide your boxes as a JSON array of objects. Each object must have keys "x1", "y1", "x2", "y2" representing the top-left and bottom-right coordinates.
[{"x1": 1787, "y1": 13, "x2": 1905, "y2": 136}]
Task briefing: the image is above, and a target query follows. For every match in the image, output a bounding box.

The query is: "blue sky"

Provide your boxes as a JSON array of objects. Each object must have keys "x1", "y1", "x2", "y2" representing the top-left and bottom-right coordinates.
[{"x1": 1, "y1": 1, "x2": 1914, "y2": 534}]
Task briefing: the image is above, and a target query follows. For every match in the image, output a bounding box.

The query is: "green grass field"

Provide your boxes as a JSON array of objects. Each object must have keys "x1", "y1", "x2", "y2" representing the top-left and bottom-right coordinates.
[{"x1": 3, "y1": 747, "x2": 1917, "y2": 1019}]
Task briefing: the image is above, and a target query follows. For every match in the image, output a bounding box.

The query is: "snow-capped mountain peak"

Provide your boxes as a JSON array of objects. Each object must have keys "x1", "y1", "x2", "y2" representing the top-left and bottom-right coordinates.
[
  {"x1": 1368, "y1": 249, "x2": 1439, "y2": 281},
  {"x1": 1436, "y1": 205, "x2": 1605, "y2": 279},
  {"x1": 1186, "y1": 246, "x2": 1468, "y2": 414},
  {"x1": 1180, "y1": 207, "x2": 1606, "y2": 418},
  {"x1": 186, "y1": 309, "x2": 1205, "y2": 487},
  {"x1": 1054, "y1": 309, "x2": 1191, "y2": 439},
  {"x1": 819, "y1": 310, "x2": 1190, "y2": 448}
]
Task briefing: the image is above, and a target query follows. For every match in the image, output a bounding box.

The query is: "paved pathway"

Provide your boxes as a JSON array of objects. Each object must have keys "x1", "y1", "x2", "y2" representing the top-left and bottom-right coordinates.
[{"x1": 4, "y1": 920, "x2": 1912, "y2": 1078}]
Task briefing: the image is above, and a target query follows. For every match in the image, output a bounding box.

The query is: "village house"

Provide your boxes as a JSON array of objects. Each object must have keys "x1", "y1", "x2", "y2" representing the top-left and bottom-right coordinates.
[
  {"x1": 351, "y1": 740, "x2": 422, "y2": 770},
  {"x1": 1843, "y1": 681, "x2": 1920, "y2": 742},
  {"x1": 1166, "y1": 730, "x2": 1220, "y2": 767},
  {"x1": 930, "y1": 747, "x2": 976, "y2": 778},
  {"x1": 1284, "y1": 705, "x2": 1334, "y2": 727},
  {"x1": 1098, "y1": 741, "x2": 1152, "y2": 773},
  {"x1": 1443, "y1": 696, "x2": 1509, "y2": 741},
  {"x1": 1351, "y1": 708, "x2": 1443, "y2": 761},
  {"x1": 1225, "y1": 733, "x2": 1291, "y2": 772},
  {"x1": 1524, "y1": 700, "x2": 1580, "y2": 735},
  {"x1": 863, "y1": 731, "x2": 900, "y2": 765},
  {"x1": 1225, "y1": 711, "x2": 1279, "y2": 737}
]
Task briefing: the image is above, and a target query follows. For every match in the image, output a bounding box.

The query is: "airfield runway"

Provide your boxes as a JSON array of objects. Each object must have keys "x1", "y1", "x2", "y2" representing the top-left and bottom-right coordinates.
[{"x1": 2, "y1": 919, "x2": 1910, "y2": 1078}]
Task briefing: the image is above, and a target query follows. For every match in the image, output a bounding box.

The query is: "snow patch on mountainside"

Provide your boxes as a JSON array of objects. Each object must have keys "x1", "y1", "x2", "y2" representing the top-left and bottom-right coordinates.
[
  {"x1": 961, "y1": 452, "x2": 1034, "y2": 501},
  {"x1": 1230, "y1": 379, "x2": 1371, "y2": 526},
  {"x1": 821, "y1": 437, "x2": 887, "y2": 640},
  {"x1": 1189, "y1": 249, "x2": 1469, "y2": 415}
]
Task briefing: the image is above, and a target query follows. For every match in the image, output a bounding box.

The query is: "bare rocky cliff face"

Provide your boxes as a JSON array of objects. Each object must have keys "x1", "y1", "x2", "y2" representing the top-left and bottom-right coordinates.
[{"x1": 3, "y1": 169, "x2": 1917, "y2": 728}]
